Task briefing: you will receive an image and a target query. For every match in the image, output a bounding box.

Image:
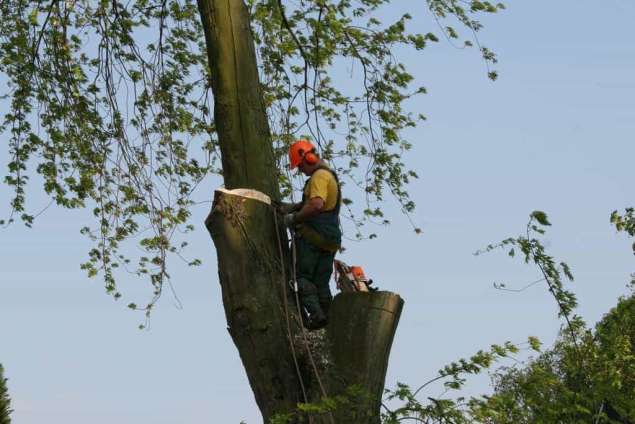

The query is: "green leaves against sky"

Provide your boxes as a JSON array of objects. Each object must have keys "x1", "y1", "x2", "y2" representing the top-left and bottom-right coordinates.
[{"x1": 0, "y1": 0, "x2": 501, "y2": 311}]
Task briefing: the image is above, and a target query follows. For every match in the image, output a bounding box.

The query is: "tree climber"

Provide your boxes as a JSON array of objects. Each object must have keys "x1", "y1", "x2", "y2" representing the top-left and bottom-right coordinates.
[{"x1": 278, "y1": 139, "x2": 342, "y2": 330}]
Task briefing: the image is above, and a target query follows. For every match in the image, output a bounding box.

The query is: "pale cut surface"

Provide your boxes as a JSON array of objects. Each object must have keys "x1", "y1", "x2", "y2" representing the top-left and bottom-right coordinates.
[{"x1": 216, "y1": 188, "x2": 272, "y2": 205}]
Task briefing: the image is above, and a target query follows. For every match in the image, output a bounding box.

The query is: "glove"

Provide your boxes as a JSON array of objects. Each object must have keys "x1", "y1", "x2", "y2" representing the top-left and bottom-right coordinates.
[
  {"x1": 283, "y1": 213, "x2": 296, "y2": 228},
  {"x1": 276, "y1": 202, "x2": 297, "y2": 215}
]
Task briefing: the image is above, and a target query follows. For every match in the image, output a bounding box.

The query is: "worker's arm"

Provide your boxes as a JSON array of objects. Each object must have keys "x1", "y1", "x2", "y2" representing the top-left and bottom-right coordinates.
[
  {"x1": 276, "y1": 201, "x2": 302, "y2": 214},
  {"x1": 293, "y1": 197, "x2": 324, "y2": 222},
  {"x1": 285, "y1": 170, "x2": 331, "y2": 226}
]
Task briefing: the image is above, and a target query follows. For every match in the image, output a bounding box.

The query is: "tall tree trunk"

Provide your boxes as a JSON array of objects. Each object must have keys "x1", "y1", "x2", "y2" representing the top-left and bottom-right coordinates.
[
  {"x1": 205, "y1": 189, "x2": 303, "y2": 419},
  {"x1": 197, "y1": 0, "x2": 404, "y2": 422},
  {"x1": 197, "y1": 0, "x2": 278, "y2": 196}
]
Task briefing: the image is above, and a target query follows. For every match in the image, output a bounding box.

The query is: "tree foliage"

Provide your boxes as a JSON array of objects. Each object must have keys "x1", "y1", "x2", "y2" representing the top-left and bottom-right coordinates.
[
  {"x1": 473, "y1": 293, "x2": 635, "y2": 424},
  {"x1": 612, "y1": 207, "x2": 635, "y2": 288},
  {"x1": 611, "y1": 208, "x2": 635, "y2": 244},
  {"x1": 1, "y1": 0, "x2": 503, "y2": 312},
  {"x1": 0, "y1": 364, "x2": 11, "y2": 424},
  {"x1": 269, "y1": 211, "x2": 634, "y2": 424},
  {"x1": 2, "y1": 1, "x2": 632, "y2": 422},
  {"x1": 0, "y1": 0, "x2": 212, "y2": 320},
  {"x1": 380, "y1": 341, "x2": 527, "y2": 424}
]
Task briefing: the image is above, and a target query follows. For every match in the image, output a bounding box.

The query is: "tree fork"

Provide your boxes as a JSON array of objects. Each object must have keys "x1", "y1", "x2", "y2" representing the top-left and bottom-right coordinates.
[
  {"x1": 205, "y1": 190, "x2": 404, "y2": 422},
  {"x1": 197, "y1": 0, "x2": 405, "y2": 421}
]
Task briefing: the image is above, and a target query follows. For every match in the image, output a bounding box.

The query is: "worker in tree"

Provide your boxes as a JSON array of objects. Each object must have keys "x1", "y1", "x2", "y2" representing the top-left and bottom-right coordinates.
[{"x1": 278, "y1": 139, "x2": 342, "y2": 330}]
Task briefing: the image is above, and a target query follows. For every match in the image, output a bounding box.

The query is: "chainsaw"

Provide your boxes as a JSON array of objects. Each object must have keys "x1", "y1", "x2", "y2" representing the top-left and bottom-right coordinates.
[{"x1": 333, "y1": 260, "x2": 378, "y2": 293}]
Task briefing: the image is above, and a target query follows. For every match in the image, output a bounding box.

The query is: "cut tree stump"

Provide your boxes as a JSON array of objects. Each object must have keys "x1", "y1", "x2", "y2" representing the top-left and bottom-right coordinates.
[{"x1": 326, "y1": 291, "x2": 404, "y2": 423}]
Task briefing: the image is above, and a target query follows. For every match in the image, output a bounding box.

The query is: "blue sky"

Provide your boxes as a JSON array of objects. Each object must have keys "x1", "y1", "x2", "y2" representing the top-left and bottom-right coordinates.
[{"x1": 1, "y1": 0, "x2": 634, "y2": 423}]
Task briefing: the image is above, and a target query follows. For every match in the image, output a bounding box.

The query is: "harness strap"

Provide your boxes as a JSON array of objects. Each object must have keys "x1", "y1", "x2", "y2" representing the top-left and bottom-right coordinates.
[{"x1": 296, "y1": 224, "x2": 340, "y2": 253}]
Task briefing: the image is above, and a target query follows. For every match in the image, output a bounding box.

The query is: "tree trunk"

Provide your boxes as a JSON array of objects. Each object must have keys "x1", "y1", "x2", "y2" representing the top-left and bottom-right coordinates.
[
  {"x1": 205, "y1": 190, "x2": 404, "y2": 423},
  {"x1": 205, "y1": 189, "x2": 303, "y2": 419},
  {"x1": 197, "y1": 0, "x2": 405, "y2": 422},
  {"x1": 196, "y1": 0, "x2": 279, "y2": 196}
]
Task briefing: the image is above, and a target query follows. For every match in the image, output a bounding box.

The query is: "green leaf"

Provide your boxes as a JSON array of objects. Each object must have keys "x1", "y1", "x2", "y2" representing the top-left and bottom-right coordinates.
[
  {"x1": 528, "y1": 336, "x2": 541, "y2": 351},
  {"x1": 531, "y1": 210, "x2": 551, "y2": 226}
]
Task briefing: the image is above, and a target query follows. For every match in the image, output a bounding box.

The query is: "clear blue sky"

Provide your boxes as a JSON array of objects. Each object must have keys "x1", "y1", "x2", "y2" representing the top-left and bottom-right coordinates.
[{"x1": 1, "y1": 0, "x2": 634, "y2": 423}]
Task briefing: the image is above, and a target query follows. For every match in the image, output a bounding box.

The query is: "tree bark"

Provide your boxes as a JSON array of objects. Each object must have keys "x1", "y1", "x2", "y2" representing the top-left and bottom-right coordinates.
[
  {"x1": 197, "y1": 0, "x2": 405, "y2": 422},
  {"x1": 197, "y1": 0, "x2": 279, "y2": 197},
  {"x1": 327, "y1": 292, "x2": 404, "y2": 423},
  {"x1": 205, "y1": 190, "x2": 404, "y2": 423},
  {"x1": 205, "y1": 189, "x2": 303, "y2": 419}
]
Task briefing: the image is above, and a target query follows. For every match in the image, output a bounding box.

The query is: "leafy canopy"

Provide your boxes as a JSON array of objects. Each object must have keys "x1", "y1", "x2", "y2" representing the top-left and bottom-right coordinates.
[
  {"x1": 473, "y1": 294, "x2": 635, "y2": 424},
  {"x1": 1, "y1": 0, "x2": 503, "y2": 313},
  {"x1": 383, "y1": 210, "x2": 635, "y2": 423}
]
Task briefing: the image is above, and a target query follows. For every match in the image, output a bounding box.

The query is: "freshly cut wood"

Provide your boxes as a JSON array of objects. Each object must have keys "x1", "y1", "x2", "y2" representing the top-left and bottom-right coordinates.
[{"x1": 216, "y1": 188, "x2": 272, "y2": 205}]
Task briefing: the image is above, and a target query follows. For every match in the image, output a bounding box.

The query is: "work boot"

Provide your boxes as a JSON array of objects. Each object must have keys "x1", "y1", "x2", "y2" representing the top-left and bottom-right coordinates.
[{"x1": 305, "y1": 309, "x2": 328, "y2": 331}]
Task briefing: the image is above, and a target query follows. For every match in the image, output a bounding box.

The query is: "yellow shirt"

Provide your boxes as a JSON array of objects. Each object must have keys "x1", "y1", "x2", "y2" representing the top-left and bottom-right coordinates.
[{"x1": 304, "y1": 169, "x2": 339, "y2": 211}]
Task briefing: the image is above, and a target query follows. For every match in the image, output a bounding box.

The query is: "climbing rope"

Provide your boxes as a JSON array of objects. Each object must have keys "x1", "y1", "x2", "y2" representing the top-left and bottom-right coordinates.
[
  {"x1": 272, "y1": 206, "x2": 335, "y2": 424},
  {"x1": 272, "y1": 210, "x2": 309, "y2": 405},
  {"x1": 290, "y1": 229, "x2": 330, "y2": 397},
  {"x1": 218, "y1": 191, "x2": 334, "y2": 423}
]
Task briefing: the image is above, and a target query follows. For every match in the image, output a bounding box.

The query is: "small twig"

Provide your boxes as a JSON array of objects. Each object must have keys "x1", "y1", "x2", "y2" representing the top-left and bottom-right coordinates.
[{"x1": 493, "y1": 277, "x2": 546, "y2": 293}]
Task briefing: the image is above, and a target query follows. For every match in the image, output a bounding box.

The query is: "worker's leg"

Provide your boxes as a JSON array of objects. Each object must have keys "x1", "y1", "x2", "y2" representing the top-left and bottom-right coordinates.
[
  {"x1": 313, "y1": 250, "x2": 336, "y2": 318},
  {"x1": 294, "y1": 236, "x2": 323, "y2": 319}
]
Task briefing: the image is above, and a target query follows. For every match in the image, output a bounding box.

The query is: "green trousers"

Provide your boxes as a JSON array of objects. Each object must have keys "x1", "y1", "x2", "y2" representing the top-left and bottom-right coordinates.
[{"x1": 294, "y1": 235, "x2": 335, "y2": 318}]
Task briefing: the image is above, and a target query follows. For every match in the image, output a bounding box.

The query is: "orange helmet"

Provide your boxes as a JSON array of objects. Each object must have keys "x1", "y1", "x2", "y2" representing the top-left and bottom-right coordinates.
[{"x1": 288, "y1": 139, "x2": 317, "y2": 169}]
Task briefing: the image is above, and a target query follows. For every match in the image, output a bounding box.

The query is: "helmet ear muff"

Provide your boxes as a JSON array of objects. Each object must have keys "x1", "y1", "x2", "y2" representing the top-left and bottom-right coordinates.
[{"x1": 303, "y1": 149, "x2": 319, "y2": 165}]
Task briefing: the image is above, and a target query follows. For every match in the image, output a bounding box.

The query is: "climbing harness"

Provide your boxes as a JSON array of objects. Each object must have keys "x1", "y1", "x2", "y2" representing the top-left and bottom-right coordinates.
[{"x1": 296, "y1": 166, "x2": 342, "y2": 253}]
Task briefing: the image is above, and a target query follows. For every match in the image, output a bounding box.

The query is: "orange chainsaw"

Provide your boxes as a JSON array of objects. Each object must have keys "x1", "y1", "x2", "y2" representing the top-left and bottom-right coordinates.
[{"x1": 333, "y1": 260, "x2": 377, "y2": 293}]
